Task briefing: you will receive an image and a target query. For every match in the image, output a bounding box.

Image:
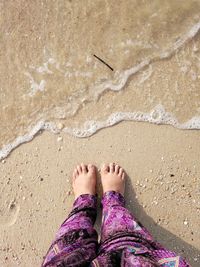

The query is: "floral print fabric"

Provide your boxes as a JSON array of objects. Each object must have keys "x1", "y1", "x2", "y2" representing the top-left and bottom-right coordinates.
[{"x1": 42, "y1": 191, "x2": 190, "y2": 267}]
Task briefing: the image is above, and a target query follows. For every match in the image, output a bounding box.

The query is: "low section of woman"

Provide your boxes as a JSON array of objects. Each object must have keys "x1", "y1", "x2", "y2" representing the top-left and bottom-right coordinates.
[{"x1": 41, "y1": 163, "x2": 190, "y2": 267}]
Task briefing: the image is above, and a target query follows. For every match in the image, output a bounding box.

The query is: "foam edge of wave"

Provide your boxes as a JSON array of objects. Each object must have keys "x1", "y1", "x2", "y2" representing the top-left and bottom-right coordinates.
[{"x1": 0, "y1": 105, "x2": 199, "y2": 160}]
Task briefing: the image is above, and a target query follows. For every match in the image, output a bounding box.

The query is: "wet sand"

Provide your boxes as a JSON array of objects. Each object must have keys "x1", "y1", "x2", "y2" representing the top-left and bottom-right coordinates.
[{"x1": 0, "y1": 122, "x2": 200, "y2": 266}]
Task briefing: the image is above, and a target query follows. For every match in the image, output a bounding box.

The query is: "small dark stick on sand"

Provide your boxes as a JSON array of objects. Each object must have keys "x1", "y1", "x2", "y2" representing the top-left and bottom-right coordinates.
[{"x1": 93, "y1": 54, "x2": 114, "y2": 71}]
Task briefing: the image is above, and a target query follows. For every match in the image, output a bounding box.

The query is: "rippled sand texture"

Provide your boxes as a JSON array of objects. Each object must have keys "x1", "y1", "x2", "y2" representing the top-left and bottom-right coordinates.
[{"x1": 1, "y1": 0, "x2": 200, "y2": 155}]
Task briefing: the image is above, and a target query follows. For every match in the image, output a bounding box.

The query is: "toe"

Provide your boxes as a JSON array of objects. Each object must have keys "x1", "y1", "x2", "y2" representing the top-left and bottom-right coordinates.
[
  {"x1": 81, "y1": 163, "x2": 87, "y2": 173},
  {"x1": 77, "y1": 165, "x2": 82, "y2": 175},
  {"x1": 109, "y1": 163, "x2": 115, "y2": 173},
  {"x1": 101, "y1": 163, "x2": 109, "y2": 173},
  {"x1": 88, "y1": 164, "x2": 95, "y2": 173},
  {"x1": 115, "y1": 164, "x2": 120, "y2": 174},
  {"x1": 119, "y1": 167, "x2": 124, "y2": 177},
  {"x1": 72, "y1": 171, "x2": 76, "y2": 180},
  {"x1": 73, "y1": 169, "x2": 78, "y2": 179}
]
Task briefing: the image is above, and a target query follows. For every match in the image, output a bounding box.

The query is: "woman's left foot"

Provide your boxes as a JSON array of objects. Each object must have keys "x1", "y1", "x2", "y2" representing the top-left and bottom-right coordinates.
[{"x1": 72, "y1": 163, "x2": 97, "y2": 199}]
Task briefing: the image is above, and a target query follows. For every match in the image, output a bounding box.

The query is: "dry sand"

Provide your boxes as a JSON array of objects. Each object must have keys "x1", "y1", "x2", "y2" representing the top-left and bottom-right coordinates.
[{"x1": 0, "y1": 122, "x2": 200, "y2": 266}]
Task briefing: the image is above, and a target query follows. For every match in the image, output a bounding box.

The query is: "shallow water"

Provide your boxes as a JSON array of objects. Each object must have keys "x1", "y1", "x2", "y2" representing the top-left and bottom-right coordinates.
[{"x1": 0, "y1": 0, "x2": 200, "y2": 159}]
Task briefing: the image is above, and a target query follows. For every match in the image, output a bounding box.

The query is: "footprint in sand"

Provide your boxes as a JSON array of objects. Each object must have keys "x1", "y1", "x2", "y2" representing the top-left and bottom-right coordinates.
[{"x1": 0, "y1": 200, "x2": 20, "y2": 227}]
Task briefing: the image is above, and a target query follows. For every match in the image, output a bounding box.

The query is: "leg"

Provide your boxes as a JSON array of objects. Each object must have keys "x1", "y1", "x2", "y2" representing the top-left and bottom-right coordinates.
[
  {"x1": 42, "y1": 164, "x2": 98, "y2": 267},
  {"x1": 100, "y1": 190, "x2": 154, "y2": 245},
  {"x1": 93, "y1": 163, "x2": 190, "y2": 267},
  {"x1": 100, "y1": 163, "x2": 153, "y2": 244}
]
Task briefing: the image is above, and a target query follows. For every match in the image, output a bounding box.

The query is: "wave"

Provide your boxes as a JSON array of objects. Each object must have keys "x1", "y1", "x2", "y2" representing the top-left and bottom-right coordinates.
[
  {"x1": 0, "y1": 105, "x2": 200, "y2": 160},
  {"x1": 1, "y1": 20, "x2": 200, "y2": 160},
  {"x1": 91, "y1": 20, "x2": 200, "y2": 98}
]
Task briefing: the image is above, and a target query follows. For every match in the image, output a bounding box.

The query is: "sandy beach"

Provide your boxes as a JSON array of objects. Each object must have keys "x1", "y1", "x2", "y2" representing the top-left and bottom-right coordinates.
[
  {"x1": 1, "y1": 1, "x2": 200, "y2": 266},
  {"x1": 0, "y1": 122, "x2": 200, "y2": 266}
]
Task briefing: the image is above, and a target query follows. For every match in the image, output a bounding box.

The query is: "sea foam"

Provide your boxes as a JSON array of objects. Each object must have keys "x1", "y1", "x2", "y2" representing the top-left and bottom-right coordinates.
[{"x1": 0, "y1": 105, "x2": 200, "y2": 160}]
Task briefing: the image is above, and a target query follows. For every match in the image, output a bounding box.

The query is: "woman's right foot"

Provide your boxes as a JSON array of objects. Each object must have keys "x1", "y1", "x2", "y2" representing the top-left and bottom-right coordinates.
[{"x1": 100, "y1": 163, "x2": 125, "y2": 196}]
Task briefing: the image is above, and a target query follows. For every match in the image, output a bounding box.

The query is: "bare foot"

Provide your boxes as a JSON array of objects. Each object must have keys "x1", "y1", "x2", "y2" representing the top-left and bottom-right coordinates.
[
  {"x1": 72, "y1": 163, "x2": 97, "y2": 199},
  {"x1": 100, "y1": 163, "x2": 125, "y2": 195}
]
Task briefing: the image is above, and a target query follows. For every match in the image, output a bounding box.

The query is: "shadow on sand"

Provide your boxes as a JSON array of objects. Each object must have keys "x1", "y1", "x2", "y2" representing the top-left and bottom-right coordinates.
[{"x1": 96, "y1": 176, "x2": 199, "y2": 267}]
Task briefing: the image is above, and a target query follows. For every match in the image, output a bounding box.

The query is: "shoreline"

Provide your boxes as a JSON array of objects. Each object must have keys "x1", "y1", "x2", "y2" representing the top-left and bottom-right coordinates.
[{"x1": 1, "y1": 104, "x2": 200, "y2": 161}]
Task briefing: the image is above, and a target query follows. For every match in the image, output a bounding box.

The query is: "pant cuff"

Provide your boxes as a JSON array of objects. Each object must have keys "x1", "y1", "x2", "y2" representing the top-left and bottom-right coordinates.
[
  {"x1": 101, "y1": 191, "x2": 125, "y2": 208},
  {"x1": 73, "y1": 193, "x2": 98, "y2": 210}
]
